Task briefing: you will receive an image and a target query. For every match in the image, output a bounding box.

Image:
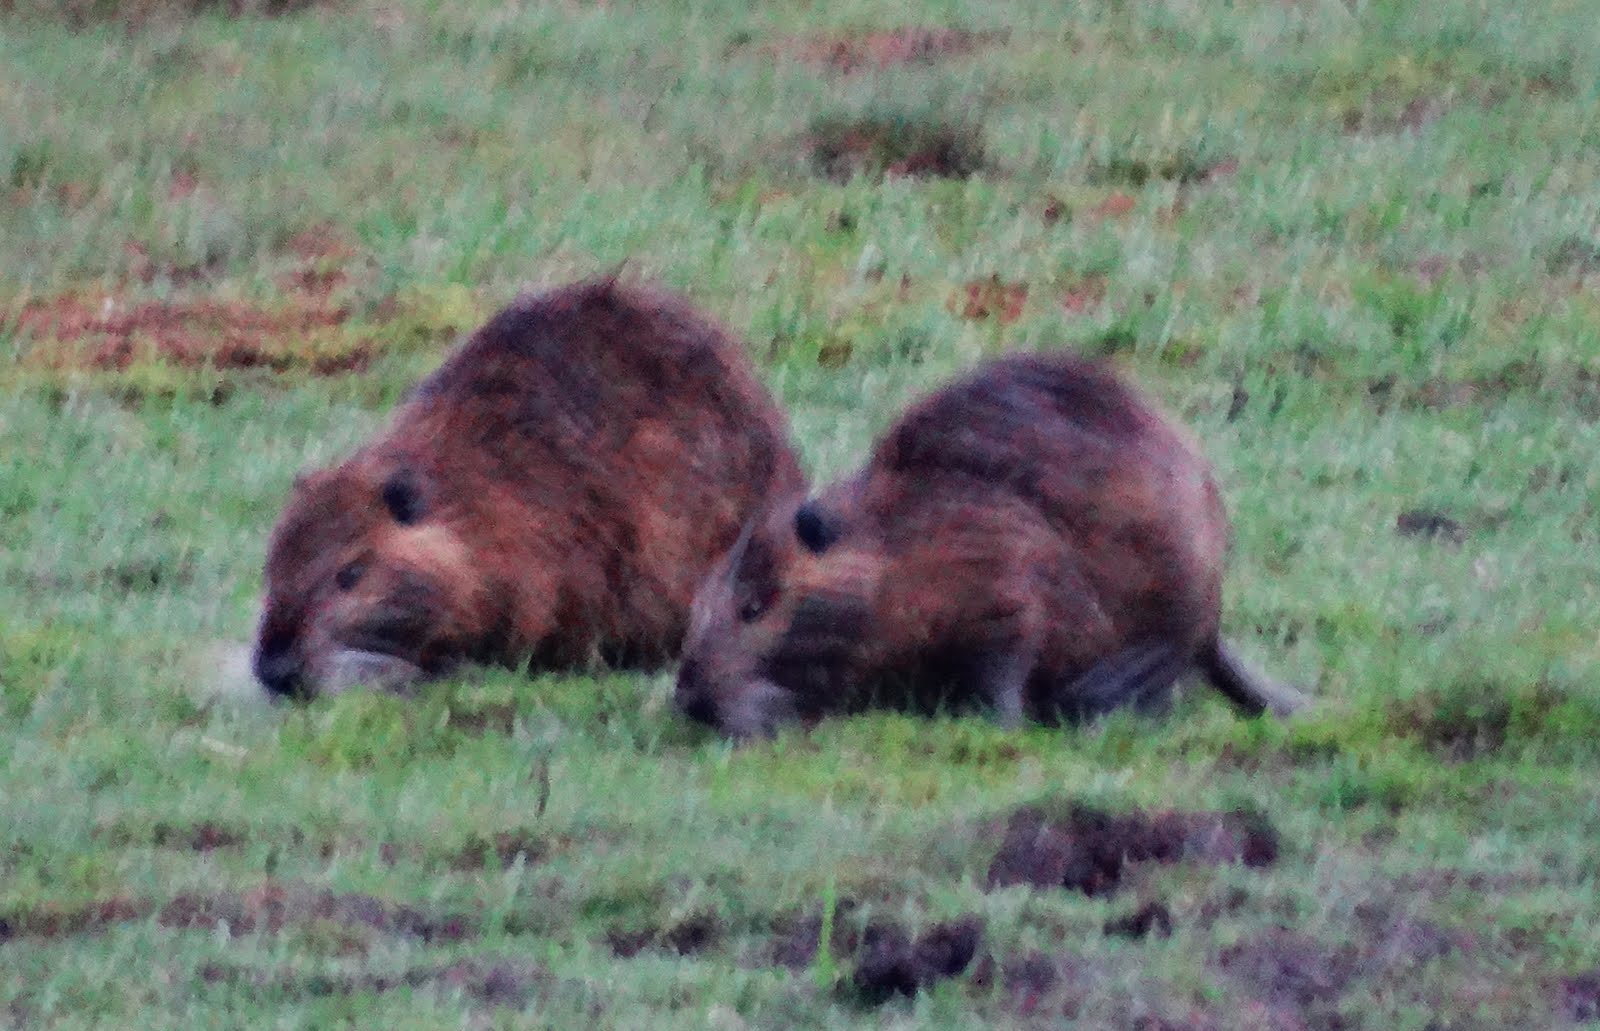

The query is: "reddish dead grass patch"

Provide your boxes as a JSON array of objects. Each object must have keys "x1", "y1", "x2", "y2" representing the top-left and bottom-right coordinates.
[
  {"x1": 1060, "y1": 275, "x2": 1108, "y2": 315},
  {"x1": 281, "y1": 224, "x2": 364, "y2": 297},
  {"x1": 768, "y1": 27, "x2": 1004, "y2": 74},
  {"x1": 952, "y1": 275, "x2": 1028, "y2": 323},
  {"x1": 9, "y1": 292, "x2": 371, "y2": 375}
]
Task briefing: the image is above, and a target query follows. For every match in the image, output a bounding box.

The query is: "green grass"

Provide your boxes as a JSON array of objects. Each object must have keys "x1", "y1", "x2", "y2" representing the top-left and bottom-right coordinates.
[{"x1": 5, "y1": 0, "x2": 1600, "y2": 1026}]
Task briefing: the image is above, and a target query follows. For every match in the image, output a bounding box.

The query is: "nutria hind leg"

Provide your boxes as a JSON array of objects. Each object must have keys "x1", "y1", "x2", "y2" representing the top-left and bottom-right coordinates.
[
  {"x1": 1198, "y1": 637, "x2": 1309, "y2": 718},
  {"x1": 969, "y1": 645, "x2": 1035, "y2": 730},
  {"x1": 1047, "y1": 643, "x2": 1192, "y2": 726}
]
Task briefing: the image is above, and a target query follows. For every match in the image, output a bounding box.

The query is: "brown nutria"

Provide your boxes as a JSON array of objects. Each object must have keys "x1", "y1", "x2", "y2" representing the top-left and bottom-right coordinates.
[
  {"x1": 674, "y1": 351, "x2": 1306, "y2": 738},
  {"x1": 253, "y1": 277, "x2": 804, "y2": 699}
]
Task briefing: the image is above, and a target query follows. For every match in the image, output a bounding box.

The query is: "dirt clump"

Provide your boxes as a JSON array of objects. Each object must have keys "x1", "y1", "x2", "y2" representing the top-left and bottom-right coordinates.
[
  {"x1": 764, "y1": 904, "x2": 982, "y2": 1000},
  {"x1": 1561, "y1": 970, "x2": 1600, "y2": 1022},
  {"x1": 851, "y1": 915, "x2": 984, "y2": 1002},
  {"x1": 986, "y1": 804, "x2": 1278, "y2": 896},
  {"x1": 1394, "y1": 508, "x2": 1468, "y2": 544},
  {"x1": 151, "y1": 821, "x2": 247, "y2": 852},
  {"x1": 1218, "y1": 928, "x2": 1357, "y2": 1012},
  {"x1": 449, "y1": 831, "x2": 546, "y2": 871},
  {"x1": 806, "y1": 114, "x2": 987, "y2": 183},
  {"x1": 1103, "y1": 901, "x2": 1173, "y2": 940},
  {"x1": 606, "y1": 911, "x2": 723, "y2": 958}
]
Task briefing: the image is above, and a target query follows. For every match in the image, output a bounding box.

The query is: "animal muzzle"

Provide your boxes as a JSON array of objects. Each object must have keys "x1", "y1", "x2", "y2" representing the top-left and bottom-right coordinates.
[
  {"x1": 674, "y1": 660, "x2": 797, "y2": 740},
  {"x1": 252, "y1": 640, "x2": 307, "y2": 700},
  {"x1": 673, "y1": 657, "x2": 720, "y2": 726}
]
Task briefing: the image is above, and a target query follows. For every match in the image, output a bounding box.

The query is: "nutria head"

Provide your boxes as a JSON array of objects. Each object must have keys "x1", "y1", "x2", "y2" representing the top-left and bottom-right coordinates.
[
  {"x1": 674, "y1": 497, "x2": 874, "y2": 739},
  {"x1": 253, "y1": 460, "x2": 492, "y2": 700}
]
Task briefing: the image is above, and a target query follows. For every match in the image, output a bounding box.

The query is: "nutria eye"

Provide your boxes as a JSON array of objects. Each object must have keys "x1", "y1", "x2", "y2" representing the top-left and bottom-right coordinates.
[
  {"x1": 738, "y1": 590, "x2": 774, "y2": 623},
  {"x1": 335, "y1": 562, "x2": 365, "y2": 592}
]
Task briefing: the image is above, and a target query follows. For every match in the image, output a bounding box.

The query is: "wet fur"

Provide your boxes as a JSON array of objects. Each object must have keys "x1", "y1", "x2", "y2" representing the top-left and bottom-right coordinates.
[
  {"x1": 676, "y1": 352, "x2": 1305, "y2": 736},
  {"x1": 255, "y1": 278, "x2": 804, "y2": 697}
]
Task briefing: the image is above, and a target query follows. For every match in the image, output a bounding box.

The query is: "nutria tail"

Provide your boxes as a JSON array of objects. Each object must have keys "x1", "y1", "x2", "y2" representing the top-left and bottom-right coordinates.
[
  {"x1": 1051, "y1": 644, "x2": 1192, "y2": 725},
  {"x1": 1197, "y1": 637, "x2": 1309, "y2": 718}
]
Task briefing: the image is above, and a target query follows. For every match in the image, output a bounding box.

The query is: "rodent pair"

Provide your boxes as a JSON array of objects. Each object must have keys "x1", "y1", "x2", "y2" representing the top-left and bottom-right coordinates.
[{"x1": 253, "y1": 277, "x2": 1305, "y2": 737}]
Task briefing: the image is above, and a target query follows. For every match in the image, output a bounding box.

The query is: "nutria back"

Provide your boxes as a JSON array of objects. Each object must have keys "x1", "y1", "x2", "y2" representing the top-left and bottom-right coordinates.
[
  {"x1": 677, "y1": 351, "x2": 1298, "y2": 738},
  {"x1": 254, "y1": 278, "x2": 804, "y2": 699}
]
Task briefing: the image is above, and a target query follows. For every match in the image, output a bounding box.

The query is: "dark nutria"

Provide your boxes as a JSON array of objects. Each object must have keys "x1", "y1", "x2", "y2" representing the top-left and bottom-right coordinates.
[
  {"x1": 253, "y1": 278, "x2": 804, "y2": 699},
  {"x1": 675, "y1": 352, "x2": 1305, "y2": 738}
]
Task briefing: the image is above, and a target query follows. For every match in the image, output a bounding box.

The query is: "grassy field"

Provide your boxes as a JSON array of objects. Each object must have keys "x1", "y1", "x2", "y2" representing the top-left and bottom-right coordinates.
[{"x1": 5, "y1": 0, "x2": 1600, "y2": 1026}]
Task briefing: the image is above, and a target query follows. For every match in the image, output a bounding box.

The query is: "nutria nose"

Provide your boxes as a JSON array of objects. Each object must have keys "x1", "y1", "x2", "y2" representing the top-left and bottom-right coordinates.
[
  {"x1": 252, "y1": 643, "x2": 304, "y2": 699},
  {"x1": 674, "y1": 659, "x2": 717, "y2": 726}
]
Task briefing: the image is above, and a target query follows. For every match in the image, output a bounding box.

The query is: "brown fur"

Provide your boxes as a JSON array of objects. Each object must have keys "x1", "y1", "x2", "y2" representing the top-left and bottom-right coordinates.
[
  {"x1": 254, "y1": 278, "x2": 804, "y2": 698},
  {"x1": 675, "y1": 352, "x2": 1305, "y2": 738}
]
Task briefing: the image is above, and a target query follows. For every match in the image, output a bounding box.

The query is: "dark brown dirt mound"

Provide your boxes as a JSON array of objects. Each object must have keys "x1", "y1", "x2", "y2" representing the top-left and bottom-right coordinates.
[
  {"x1": 764, "y1": 903, "x2": 983, "y2": 1001},
  {"x1": 1394, "y1": 508, "x2": 1468, "y2": 544},
  {"x1": 1561, "y1": 970, "x2": 1600, "y2": 1022},
  {"x1": 768, "y1": 28, "x2": 1003, "y2": 74},
  {"x1": 968, "y1": 950, "x2": 1097, "y2": 1020},
  {"x1": 10, "y1": 294, "x2": 367, "y2": 375},
  {"x1": 851, "y1": 916, "x2": 984, "y2": 1002},
  {"x1": 986, "y1": 804, "x2": 1278, "y2": 896},
  {"x1": 1103, "y1": 901, "x2": 1173, "y2": 940},
  {"x1": 605, "y1": 911, "x2": 723, "y2": 958},
  {"x1": 449, "y1": 831, "x2": 547, "y2": 871},
  {"x1": 807, "y1": 115, "x2": 987, "y2": 183}
]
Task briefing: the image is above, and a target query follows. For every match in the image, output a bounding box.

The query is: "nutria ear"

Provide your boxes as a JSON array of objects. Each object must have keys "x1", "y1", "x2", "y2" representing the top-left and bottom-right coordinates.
[
  {"x1": 794, "y1": 503, "x2": 839, "y2": 555},
  {"x1": 380, "y1": 468, "x2": 426, "y2": 525}
]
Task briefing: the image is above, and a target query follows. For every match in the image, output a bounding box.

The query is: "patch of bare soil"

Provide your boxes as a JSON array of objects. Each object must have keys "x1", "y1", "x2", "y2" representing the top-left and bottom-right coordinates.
[
  {"x1": 1103, "y1": 900, "x2": 1173, "y2": 940},
  {"x1": 194, "y1": 957, "x2": 546, "y2": 1010},
  {"x1": 767, "y1": 28, "x2": 1004, "y2": 74},
  {"x1": 968, "y1": 950, "x2": 1099, "y2": 1020},
  {"x1": 0, "y1": 898, "x2": 147, "y2": 941},
  {"x1": 1561, "y1": 970, "x2": 1600, "y2": 1022},
  {"x1": 95, "y1": 820, "x2": 247, "y2": 852},
  {"x1": 1088, "y1": 153, "x2": 1238, "y2": 188},
  {"x1": 764, "y1": 902, "x2": 983, "y2": 1002},
  {"x1": 448, "y1": 830, "x2": 547, "y2": 871},
  {"x1": 1394, "y1": 508, "x2": 1468, "y2": 544},
  {"x1": 605, "y1": 911, "x2": 723, "y2": 958},
  {"x1": 985, "y1": 805, "x2": 1278, "y2": 896},
  {"x1": 851, "y1": 916, "x2": 983, "y2": 1002},
  {"x1": 280, "y1": 225, "x2": 364, "y2": 298},
  {"x1": 9, "y1": 293, "x2": 369, "y2": 375},
  {"x1": 806, "y1": 115, "x2": 988, "y2": 183},
  {"x1": 1217, "y1": 929, "x2": 1357, "y2": 1027},
  {"x1": 157, "y1": 883, "x2": 475, "y2": 942}
]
